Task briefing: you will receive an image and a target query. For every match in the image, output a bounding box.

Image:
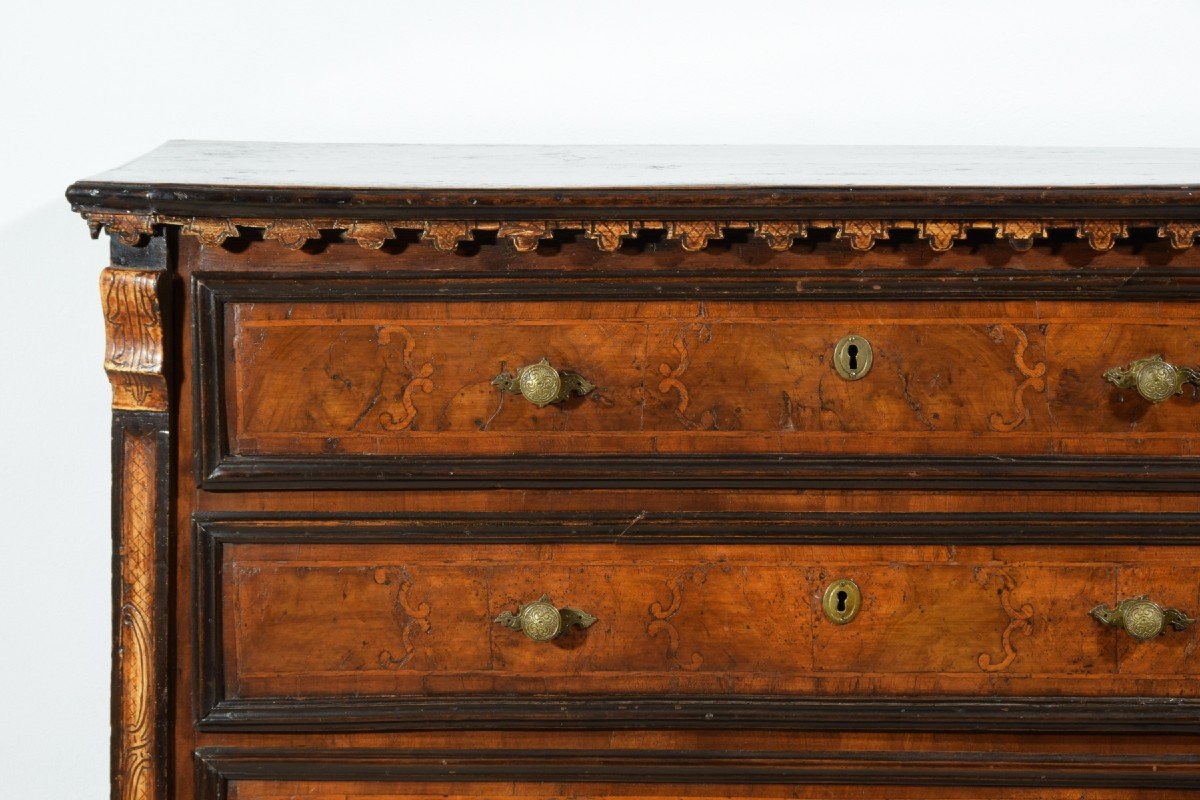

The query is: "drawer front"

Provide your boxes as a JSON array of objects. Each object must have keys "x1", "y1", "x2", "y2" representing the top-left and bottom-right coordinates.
[
  {"x1": 196, "y1": 278, "x2": 1200, "y2": 489},
  {"x1": 197, "y1": 516, "x2": 1200, "y2": 730}
]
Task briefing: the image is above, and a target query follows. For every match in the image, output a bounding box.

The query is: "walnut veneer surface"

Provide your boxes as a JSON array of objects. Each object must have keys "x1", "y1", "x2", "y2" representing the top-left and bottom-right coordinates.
[{"x1": 71, "y1": 143, "x2": 1200, "y2": 800}]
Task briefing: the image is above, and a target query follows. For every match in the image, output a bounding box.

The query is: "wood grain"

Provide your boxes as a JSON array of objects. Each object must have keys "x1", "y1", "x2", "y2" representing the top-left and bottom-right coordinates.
[
  {"x1": 219, "y1": 298, "x2": 1199, "y2": 458},
  {"x1": 200, "y1": 527, "x2": 1200, "y2": 705},
  {"x1": 113, "y1": 412, "x2": 170, "y2": 800}
]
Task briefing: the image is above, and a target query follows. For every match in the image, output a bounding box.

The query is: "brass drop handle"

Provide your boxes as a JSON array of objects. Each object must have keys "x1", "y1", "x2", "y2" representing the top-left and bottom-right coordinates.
[
  {"x1": 492, "y1": 357, "x2": 594, "y2": 407},
  {"x1": 1089, "y1": 596, "x2": 1195, "y2": 641},
  {"x1": 494, "y1": 594, "x2": 597, "y2": 642},
  {"x1": 1104, "y1": 355, "x2": 1199, "y2": 404}
]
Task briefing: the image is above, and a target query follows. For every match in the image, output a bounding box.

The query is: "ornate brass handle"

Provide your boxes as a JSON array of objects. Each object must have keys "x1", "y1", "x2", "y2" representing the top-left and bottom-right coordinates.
[
  {"x1": 492, "y1": 358, "x2": 594, "y2": 407},
  {"x1": 494, "y1": 594, "x2": 597, "y2": 642},
  {"x1": 1104, "y1": 355, "x2": 1200, "y2": 404},
  {"x1": 1089, "y1": 596, "x2": 1195, "y2": 641}
]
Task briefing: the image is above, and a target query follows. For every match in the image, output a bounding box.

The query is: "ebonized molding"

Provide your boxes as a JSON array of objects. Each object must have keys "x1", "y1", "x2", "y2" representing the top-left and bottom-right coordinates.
[
  {"x1": 69, "y1": 182, "x2": 1200, "y2": 221},
  {"x1": 194, "y1": 275, "x2": 1200, "y2": 492},
  {"x1": 194, "y1": 746, "x2": 1200, "y2": 795},
  {"x1": 196, "y1": 513, "x2": 1200, "y2": 733}
]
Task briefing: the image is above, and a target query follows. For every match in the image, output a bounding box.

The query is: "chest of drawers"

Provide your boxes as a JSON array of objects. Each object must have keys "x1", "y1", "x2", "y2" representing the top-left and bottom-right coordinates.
[{"x1": 71, "y1": 143, "x2": 1200, "y2": 799}]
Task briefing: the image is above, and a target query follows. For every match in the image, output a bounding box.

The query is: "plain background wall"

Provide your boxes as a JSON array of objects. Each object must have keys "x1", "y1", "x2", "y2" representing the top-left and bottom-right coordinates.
[{"x1": 1, "y1": 1, "x2": 1198, "y2": 796}]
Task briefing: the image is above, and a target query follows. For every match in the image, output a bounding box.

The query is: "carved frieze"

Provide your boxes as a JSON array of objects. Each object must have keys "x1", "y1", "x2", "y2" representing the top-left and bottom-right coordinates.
[{"x1": 82, "y1": 212, "x2": 1200, "y2": 254}]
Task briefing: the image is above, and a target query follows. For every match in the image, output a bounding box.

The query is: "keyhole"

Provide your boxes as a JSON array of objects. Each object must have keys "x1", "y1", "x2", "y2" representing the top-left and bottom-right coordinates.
[
  {"x1": 833, "y1": 335, "x2": 871, "y2": 381},
  {"x1": 835, "y1": 590, "x2": 848, "y2": 611}
]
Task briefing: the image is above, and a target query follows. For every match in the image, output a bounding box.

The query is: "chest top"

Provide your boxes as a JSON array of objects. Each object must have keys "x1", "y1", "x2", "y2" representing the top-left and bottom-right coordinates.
[{"x1": 67, "y1": 141, "x2": 1200, "y2": 255}]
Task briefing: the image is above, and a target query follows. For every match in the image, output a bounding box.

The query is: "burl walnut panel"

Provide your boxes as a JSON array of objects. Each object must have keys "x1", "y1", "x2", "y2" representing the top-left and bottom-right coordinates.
[
  {"x1": 208, "y1": 537, "x2": 1199, "y2": 703},
  {"x1": 223, "y1": 298, "x2": 1199, "y2": 459}
]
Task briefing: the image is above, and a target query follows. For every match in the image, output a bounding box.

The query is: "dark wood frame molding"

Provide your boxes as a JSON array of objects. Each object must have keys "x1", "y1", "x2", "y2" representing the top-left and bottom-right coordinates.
[
  {"x1": 196, "y1": 512, "x2": 1200, "y2": 733},
  {"x1": 194, "y1": 746, "x2": 1200, "y2": 795}
]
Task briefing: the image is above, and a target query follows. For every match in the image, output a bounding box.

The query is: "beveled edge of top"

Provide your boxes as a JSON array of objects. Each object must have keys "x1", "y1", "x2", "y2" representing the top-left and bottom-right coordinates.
[{"x1": 68, "y1": 141, "x2": 1200, "y2": 220}]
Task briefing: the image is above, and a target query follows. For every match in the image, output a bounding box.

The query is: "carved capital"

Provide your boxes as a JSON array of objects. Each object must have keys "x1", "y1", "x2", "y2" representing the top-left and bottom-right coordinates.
[{"x1": 101, "y1": 268, "x2": 167, "y2": 412}]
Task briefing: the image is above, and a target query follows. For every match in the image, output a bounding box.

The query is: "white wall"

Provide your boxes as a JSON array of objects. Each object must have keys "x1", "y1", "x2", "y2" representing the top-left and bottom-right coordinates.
[{"x1": 1, "y1": 1, "x2": 1197, "y2": 796}]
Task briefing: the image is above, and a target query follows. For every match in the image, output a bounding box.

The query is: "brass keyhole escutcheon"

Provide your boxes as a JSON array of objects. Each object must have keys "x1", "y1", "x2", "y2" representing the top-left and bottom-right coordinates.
[
  {"x1": 822, "y1": 578, "x2": 862, "y2": 624},
  {"x1": 833, "y1": 335, "x2": 873, "y2": 380}
]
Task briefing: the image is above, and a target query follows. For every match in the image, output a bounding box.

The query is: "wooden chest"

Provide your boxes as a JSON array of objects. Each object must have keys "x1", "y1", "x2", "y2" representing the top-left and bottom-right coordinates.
[{"x1": 70, "y1": 142, "x2": 1200, "y2": 799}]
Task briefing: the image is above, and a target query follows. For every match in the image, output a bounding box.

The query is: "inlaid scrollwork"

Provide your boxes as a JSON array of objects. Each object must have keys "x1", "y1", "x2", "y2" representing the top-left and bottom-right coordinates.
[
  {"x1": 657, "y1": 323, "x2": 716, "y2": 430},
  {"x1": 986, "y1": 323, "x2": 1047, "y2": 433},
  {"x1": 647, "y1": 565, "x2": 722, "y2": 671},
  {"x1": 375, "y1": 567, "x2": 431, "y2": 669},
  {"x1": 376, "y1": 325, "x2": 434, "y2": 431},
  {"x1": 974, "y1": 569, "x2": 1034, "y2": 673}
]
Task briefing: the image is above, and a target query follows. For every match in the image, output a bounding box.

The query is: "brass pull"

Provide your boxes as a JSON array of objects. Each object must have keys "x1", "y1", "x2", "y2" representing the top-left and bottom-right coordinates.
[
  {"x1": 492, "y1": 358, "x2": 594, "y2": 407},
  {"x1": 1090, "y1": 596, "x2": 1195, "y2": 641},
  {"x1": 494, "y1": 594, "x2": 597, "y2": 642},
  {"x1": 1104, "y1": 355, "x2": 1200, "y2": 404}
]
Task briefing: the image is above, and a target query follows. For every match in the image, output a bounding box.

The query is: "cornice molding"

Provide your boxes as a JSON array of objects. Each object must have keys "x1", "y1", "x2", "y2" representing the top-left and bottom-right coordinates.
[{"x1": 81, "y1": 212, "x2": 1200, "y2": 253}]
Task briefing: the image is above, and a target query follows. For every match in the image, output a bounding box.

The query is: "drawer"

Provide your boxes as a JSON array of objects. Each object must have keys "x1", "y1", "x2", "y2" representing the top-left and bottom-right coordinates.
[
  {"x1": 196, "y1": 278, "x2": 1200, "y2": 489},
  {"x1": 196, "y1": 515, "x2": 1200, "y2": 731}
]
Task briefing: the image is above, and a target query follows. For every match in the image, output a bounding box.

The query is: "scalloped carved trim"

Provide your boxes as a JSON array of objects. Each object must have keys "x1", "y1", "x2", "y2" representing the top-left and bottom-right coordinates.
[
  {"x1": 1078, "y1": 220, "x2": 1128, "y2": 252},
  {"x1": 422, "y1": 221, "x2": 475, "y2": 252},
  {"x1": 102, "y1": 268, "x2": 167, "y2": 412},
  {"x1": 1160, "y1": 222, "x2": 1200, "y2": 249},
  {"x1": 263, "y1": 219, "x2": 321, "y2": 250},
  {"x1": 340, "y1": 220, "x2": 394, "y2": 250},
  {"x1": 752, "y1": 221, "x2": 806, "y2": 250},
  {"x1": 995, "y1": 220, "x2": 1046, "y2": 251},
  {"x1": 82, "y1": 212, "x2": 1200, "y2": 253},
  {"x1": 497, "y1": 221, "x2": 553, "y2": 252},
  {"x1": 834, "y1": 220, "x2": 889, "y2": 251},
  {"x1": 182, "y1": 218, "x2": 239, "y2": 246},
  {"x1": 88, "y1": 213, "x2": 156, "y2": 245}
]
